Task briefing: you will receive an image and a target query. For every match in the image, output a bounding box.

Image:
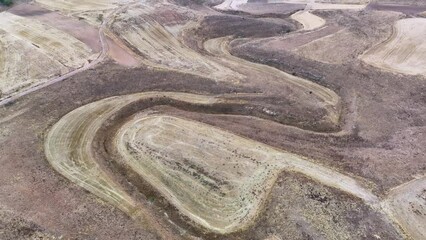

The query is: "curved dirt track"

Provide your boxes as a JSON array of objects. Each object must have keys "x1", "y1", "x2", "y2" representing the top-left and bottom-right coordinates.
[
  {"x1": 107, "y1": 1, "x2": 343, "y2": 131},
  {"x1": 202, "y1": 36, "x2": 340, "y2": 125},
  {"x1": 362, "y1": 18, "x2": 426, "y2": 76},
  {"x1": 45, "y1": 92, "x2": 380, "y2": 234}
]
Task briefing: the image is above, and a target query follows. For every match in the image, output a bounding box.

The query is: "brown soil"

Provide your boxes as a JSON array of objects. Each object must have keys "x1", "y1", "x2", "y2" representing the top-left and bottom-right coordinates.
[
  {"x1": 0, "y1": 1, "x2": 425, "y2": 239},
  {"x1": 229, "y1": 9, "x2": 426, "y2": 191}
]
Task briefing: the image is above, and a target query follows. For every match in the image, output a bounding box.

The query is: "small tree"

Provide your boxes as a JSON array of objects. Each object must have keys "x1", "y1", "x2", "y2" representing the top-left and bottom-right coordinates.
[{"x1": 97, "y1": 14, "x2": 104, "y2": 22}]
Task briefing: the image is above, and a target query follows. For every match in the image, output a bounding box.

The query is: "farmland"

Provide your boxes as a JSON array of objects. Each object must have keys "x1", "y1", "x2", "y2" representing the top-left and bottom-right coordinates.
[{"x1": 0, "y1": 0, "x2": 425, "y2": 239}]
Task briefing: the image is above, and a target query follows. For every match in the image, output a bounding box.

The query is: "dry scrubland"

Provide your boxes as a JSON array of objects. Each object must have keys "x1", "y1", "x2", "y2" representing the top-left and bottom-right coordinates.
[
  {"x1": 0, "y1": 0, "x2": 425, "y2": 239},
  {"x1": 0, "y1": 12, "x2": 93, "y2": 95},
  {"x1": 295, "y1": 29, "x2": 364, "y2": 64}
]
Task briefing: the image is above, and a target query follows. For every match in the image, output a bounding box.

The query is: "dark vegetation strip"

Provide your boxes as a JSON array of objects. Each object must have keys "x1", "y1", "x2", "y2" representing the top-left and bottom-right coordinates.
[{"x1": 0, "y1": 0, "x2": 13, "y2": 6}]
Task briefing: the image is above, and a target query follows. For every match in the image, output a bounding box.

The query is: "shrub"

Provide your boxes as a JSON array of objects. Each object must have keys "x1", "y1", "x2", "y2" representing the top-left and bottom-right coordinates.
[{"x1": 0, "y1": 0, "x2": 13, "y2": 6}]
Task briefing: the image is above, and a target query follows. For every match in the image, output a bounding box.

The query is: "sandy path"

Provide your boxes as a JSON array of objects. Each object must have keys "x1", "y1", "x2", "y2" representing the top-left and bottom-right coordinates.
[
  {"x1": 362, "y1": 18, "x2": 426, "y2": 77},
  {"x1": 382, "y1": 176, "x2": 426, "y2": 240}
]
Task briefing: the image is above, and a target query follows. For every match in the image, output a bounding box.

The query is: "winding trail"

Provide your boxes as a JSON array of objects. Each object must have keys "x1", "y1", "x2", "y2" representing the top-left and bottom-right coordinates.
[{"x1": 202, "y1": 37, "x2": 340, "y2": 124}]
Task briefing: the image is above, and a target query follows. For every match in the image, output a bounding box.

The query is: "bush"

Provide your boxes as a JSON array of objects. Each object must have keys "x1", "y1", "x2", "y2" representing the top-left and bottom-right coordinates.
[
  {"x1": 0, "y1": 0, "x2": 13, "y2": 6},
  {"x1": 97, "y1": 14, "x2": 103, "y2": 22}
]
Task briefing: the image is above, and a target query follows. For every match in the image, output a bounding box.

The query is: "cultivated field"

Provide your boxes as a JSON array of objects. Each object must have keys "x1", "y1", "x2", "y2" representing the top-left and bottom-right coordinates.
[
  {"x1": 110, "y1": 5, "x2": 242, "y2": 83},
  {"x1": 0, "y1": 0, "x2": 425, "y2": 239},
  {"x1": 46, "y1": 91, "x2": 382, "y2": 235},
  {"x1": 362, "y1": 18, "x2": 426, "y2": 76},
  {"x1": 115, "y1": 114, "x2": 379, "y2": 233},
  {"x1": 0, "y1": 12, "x2": 93, "y2": 95}
]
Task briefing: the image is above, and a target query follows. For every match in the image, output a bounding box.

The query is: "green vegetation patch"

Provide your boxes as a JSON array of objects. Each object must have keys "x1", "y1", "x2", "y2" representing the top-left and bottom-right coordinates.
[{"x1": 0, "y1": 0, "x2": 13, "y2": 6}]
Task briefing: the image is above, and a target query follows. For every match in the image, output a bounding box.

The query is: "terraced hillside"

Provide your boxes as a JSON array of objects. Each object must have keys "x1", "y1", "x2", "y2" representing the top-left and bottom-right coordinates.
[{"x1": 0, "y1": 0, "x2": 425, "y2": 239}]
